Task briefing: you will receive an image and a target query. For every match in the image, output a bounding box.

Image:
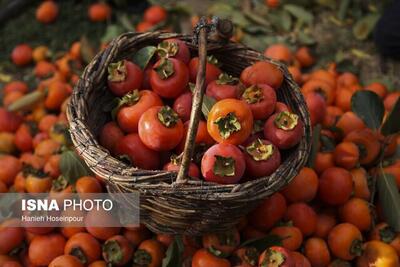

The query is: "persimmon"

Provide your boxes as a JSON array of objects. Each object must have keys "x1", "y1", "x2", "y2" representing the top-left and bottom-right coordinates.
[
  {"x1": 328, "y1": 223, "x2": 363, "y2": 260},
  {"x1": 85, "y1": 209, "x2": 121, "y2": 241},
  {"x1": 34, "y1": 61, "x2": 55, "y2": 78},
  {"x1": 301, "y1": 79, "x2": 335, "y2": 105},
  {"x1": 365, "y1": 82, "x2": 387, "y2": 99},
  {"x1": 288, "y1": 66, "x2": 302, "y2": 85},
  {"x1": 32, "y1": 45, "x2": 50, "y2": 62},
  {"x1": 34, "y1": 139, "x2": 60, "y2": 160},
  {"x1": 102, "y1": 235, "x2": 133, "y2": 266},
  {"x1": 76, "y1": 176, "x2": 102, "y2": 194},
  {"x1": 384, "y1": 92, "x2": 400, "y2": 111},
  {"x1": 45, "y1": 81, "x2": 70, "y2": 110},
  {"x1": 336, "y1": 111, "x2": 366, "y2": 137},
  {"x1": 144, "y1": 5, "x2": 167, "y2": 25},
  {"x1": 370, "y1": 223, "x2": 400, "y2": 256},
  {"x1": 133, "y1": 239, "x2": 165, "y2": 267},
  {"x1": 270, "y1": 226, "x2": 303, "y2": 251},
  {"x1": 0, "y1": 132, "x2": 16, "y2": 154},
  {"x1": 285, "y1": 202, "x2": 317, "y2": 236},
  {"x1": 29, "y1": 234, "x2": 66, "y2": 266},
  {"x1": 304, "y1": 237, "x2": 331, "y2": 267},
  {"x1": 264, "y1": 43, "x2": 293, "y2": 64},
  {"x1": 322, "y1": 106, "x2": 343, "y2": 128},
  {"x1": 3, "y1": 91, "x2": 24, "y2": 107},
  {"x1": 357, "y1": 241, "x2": 399, "y2": 267},
  {"x1": 202, "y1": 228, "x2": 240, "y2": 255},
  {"x1": 344, "y1": 128, "x2": 381, "y2": 165},
  {"x1": 314, "y1": 152, "x2": 335, "y2": 175},
  {"x1": 4, "y1": 81, "x2": 28, "y2": 95},
  {"x1": 11, "y1": 44, "x2": 33, "y2": 66},
  {"x1": 340, "y1": 198, "x2": 372, "y2": 231},
  {"x1": 69, "y1": 41, "x2": 81, "y2": 60},
  {"x1": 295, "y1": 46, "x2": 315, "y2": 68},
  {"x1": 249, "y1": 192, "x2": 287, "y2": 231},
  {"x1": 0, "y1": 155, "x2": 21, "y2": 185},
  {"x1": 88, "y1": 2, "x2": 111, "y2": 22},
  {"x1": 240, "y1": 61, "x2": 283, "y2": 90},
  {"x1": 136, "y1": 21, "x2": 153, "y2": 32},
  {"x1": 315, "y1": 212, "x2": 337, "y2": 239},
  {"x1": 335, "y1": 87, "x2": 354, "y2": 111},
  {"x1": 20, "y1": 153, "x2": 46, "y2": 169},
  {"x1": 123, "y1": 224, "x2": 152, "y2": 247},
  {"x1": 304, "y1": 91, "x2": 327, "y2": 126},
  {"x1": 337, "y1": 72, "x2": 358, "y2": 88},
  {"x1": 36, "y1": 1, "x2": 58, "y2": 24},
  {"x1": 265, "y1": 0, "x2": 280, "y2": 8},
  {"x1": 281, "y1": 167, "x2": 318, "y2": 203},
  {"x1": 0, "y1": 108, "x2": 23, "y2": 133},
  {"x1": 350, "y1": 168, "x2": 371, "y2": 200},
  {"x1": 333, "y1": 141, "x2": 360, "y2": 170},
  {"x1": 318, "y1": 167, "x2": 353, "y2": 205},
  {"x1": 310, "y1": 69, "x2": 336, "y2": 89}
]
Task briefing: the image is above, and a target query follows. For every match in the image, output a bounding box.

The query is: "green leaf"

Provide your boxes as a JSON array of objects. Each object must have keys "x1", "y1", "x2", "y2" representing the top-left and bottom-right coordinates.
[
  {"x1": 101, "y1": 24, "x2": 124, "y2": 43},
  {"x1": 381, "y1": 99, "x2": 400, "y2": 136},
  {"x1": 132, "y1": 46, "x2": 157, "y2": 70},
  {"x1": 353, "y1": 14, "x2": 380, "y2": 40},
  {"x1": 351, "y1": 91, "x2": 384, "y2": 130},
  {"x1": 297, "y1": 32, "x2": 316, "y2": 45},
  {"x1": 118, "y1": 14, "x2": 135, "y2": 31},
  {"x1": 377, "y1": 171, "x2": 400, "y2": 231},
  {"x1": 80, "y1": 36, "x2": 96, "y2": 64},
  {"x1": 283, "y1": 4, "x2": 314, "y2": 25},
  {"x1": 240, "y1": 234, "x2": 283, "y2": 252},
  {"x1": 307, "y1": 124, "x2": 321, "y2": 168},
  {"x1": 60, "y1": 150, "x2": 91, "y2": 184},
  {"x1": 337, "y1": 0, "x2": 350, "y2": 20},
  {"x1": 162, "y1": 236, "x2": 184, "y2": 267},
  {"x1": 7, "y1": 90, "x2": 45, "y2": 112},
  {"x1": 189, "y1": 84, "x2": 216, "y2": 119}
]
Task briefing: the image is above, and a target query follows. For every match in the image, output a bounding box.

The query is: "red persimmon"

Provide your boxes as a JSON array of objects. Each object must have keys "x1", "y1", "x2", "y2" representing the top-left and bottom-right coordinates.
[
  {"x1": 244, "y1": 138, "x2": 281, "y2": 178},
  {"x1": 107, "y1": 60, "x2": 143, "y2": 97},
  {"x1": 189, "y1": 56, "x2": 222, "y2": 86},
  {"x1": 115, "y1": 133, "x2": 160, "y2": 170},
  {"x1": 150, "y1": 58, "x2": 189, "y2": 98},
  {"x1": 263, "y1": 111, "x2": 303, "y2": 149},
  {"x1": 201, "y1": 143, "x2": 245, "y2": 184},
  {"x1": 102, "y1": 235, "x2": 133, "y2": 266},
  {"x1": 138, "y1": 106, "x2": 184, "y2": 151},
  {"x1": 241, "y1": 84, "x2": 277, "y2": 120},
  {"x1": 173, "y1": 91, "x2": 192, "y2": 122},
  {"x1": 99, "y1": 121, "x2": 124, "y2": 154},
  {"x1": 116, "y1": 89, "x2": 163, "y2": 133},
  {"x1": 191, "y1": 249, "x2": 231, "y2": 267},
  {"x1": 157, "y1": 38, "x2": 190, "y2": 64},
  {"x1": 206, "y1": 73, "x2": 240, "y2": 101},
  {"x1": 240, "y1": 61, "x2": 283, "y2": 90}
]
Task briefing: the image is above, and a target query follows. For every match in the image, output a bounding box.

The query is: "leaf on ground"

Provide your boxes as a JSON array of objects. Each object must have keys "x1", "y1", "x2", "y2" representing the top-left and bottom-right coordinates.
[
  {"x1": 60, "y1": 150, "x2": 91, "y2": 184},
  {"x1": 381, "y1": 99, "x2": 400, "y2": 136},
  {"x1": 377, "y1": 171, "x2": 400, "y2": 231},
  {"x1": 7, "y1": 90, "x2": 46, "y2": 113},
  {"x1": 283, "y1": 4, "x2": 314, "y2": 25},
  {"x1": 101, "y1": 24, "x2": 124, "y2": 43},
  {"x1": 162, "y1": 236, "x2": 184, "y2": 267},
  {"x1": 351, "y1": 91, "x2": 384, "y2": 130},
  {"x1": 353, "y1": 13, "x2": 380, "y2": 40}
]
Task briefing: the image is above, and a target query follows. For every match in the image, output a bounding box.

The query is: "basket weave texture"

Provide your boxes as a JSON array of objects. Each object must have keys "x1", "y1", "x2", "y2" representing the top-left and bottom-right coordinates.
[{"x1": 67, "y1": 31, "x2": 312, "y2": 234}]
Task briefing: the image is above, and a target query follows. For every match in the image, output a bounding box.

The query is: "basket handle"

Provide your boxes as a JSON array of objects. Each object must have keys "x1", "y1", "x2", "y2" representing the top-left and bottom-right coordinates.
[{"x1": 176, "y1": 17, "x2": 234, "y2": 184}]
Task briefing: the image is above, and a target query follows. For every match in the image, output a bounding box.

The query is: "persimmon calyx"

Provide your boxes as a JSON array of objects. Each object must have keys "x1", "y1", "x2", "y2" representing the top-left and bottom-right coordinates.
[
  {"x1": 157, "y1": 41, "x2": 179, "y2": 58},
  {"x1": 244, "y1": 247, "x2": 259, "y2": 266},
  {"x1": 69, "y1": 247, "x2": 88, "y2": 265},
  {"x1": 379, "y1": 226, "x2": 396, "y2": 243},
  {"x1": 214, "y1": 112, "x2": 241, "y2": 139},
  {"x1": 350, "y1": 239, "x2": 364, "y2": 257},
  {"x1": 103, "y1": 240, "x2": 123, "y2": 264},
  {"x1": 108, "y1": 61, "x2": 127, "y2": 82},
  {"x1": 51, "y1": 175, "x2": 69, "y2": 192},
  {"x1": 274, "y1": 111, "x2": 299, "y2": 131},
  {"x1": 119, "y1": 90, "x2": 140, "y2": 106},
  {"x1": 207, "y1": 55, "x2": 220, "y2": 66},
  {"x1": 133, "y1": 249, "x2": 152, "y2": 265},
  {"x1": 158, "y1": 106, "x2": 179, "y2": 128},
  {"x1": 154, "y1": 58, "x2": 175, "y2": 79},
  {"x1": 242, "y1": 85, "x2": 264, "y2": 104},
  {"x1": 213, "y1": 155, "x2": 235, "y2": 177},
  {"x1": 246, "y1": 139, "x2": 274, "y2": 161},
  {"x1": 261, "y1": 250, "x2": 285, "y2": 267},
  {"x1": 216, "y1": 73, "x2": 239, "y2": 85}
]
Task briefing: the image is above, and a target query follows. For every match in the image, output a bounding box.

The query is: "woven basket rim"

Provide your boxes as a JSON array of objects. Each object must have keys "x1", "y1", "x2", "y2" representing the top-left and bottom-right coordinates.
[{"x1": 67, "y1": 30, "x2": 312, "y2": 200}]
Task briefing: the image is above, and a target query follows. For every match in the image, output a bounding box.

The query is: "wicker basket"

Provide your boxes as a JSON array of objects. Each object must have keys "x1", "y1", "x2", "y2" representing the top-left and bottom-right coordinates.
[{"x1": 67, "y1": 22, "x2": 312, "y2": 235}]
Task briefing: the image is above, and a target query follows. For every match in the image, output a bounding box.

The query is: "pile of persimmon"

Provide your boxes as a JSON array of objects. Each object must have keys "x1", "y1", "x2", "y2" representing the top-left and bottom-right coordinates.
[{"x1": 99, "y1": 38, "x2": 304, "y2": 185}]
